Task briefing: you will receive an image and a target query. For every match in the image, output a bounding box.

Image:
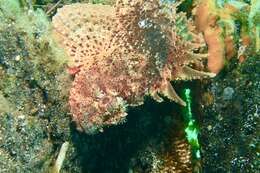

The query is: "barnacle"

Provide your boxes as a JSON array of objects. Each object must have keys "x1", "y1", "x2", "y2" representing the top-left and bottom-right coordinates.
[{"x1": 52, "y1": 0, "x2": 215, "y2": 134}]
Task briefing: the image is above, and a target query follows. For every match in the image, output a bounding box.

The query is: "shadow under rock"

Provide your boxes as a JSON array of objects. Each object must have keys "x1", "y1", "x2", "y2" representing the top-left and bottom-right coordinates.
[{"x1": 70, "y1": 95, "x2": 184, "y2": 173}]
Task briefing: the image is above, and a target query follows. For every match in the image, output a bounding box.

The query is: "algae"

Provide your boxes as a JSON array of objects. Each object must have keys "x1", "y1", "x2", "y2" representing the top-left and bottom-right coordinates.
[{"x1": 0, "y1": 0, "x2": 71, "y2": 172}]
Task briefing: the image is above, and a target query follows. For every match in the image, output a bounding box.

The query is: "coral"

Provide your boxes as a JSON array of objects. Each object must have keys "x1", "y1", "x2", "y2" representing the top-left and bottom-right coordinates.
[
  {"x1": 156, "y1": 138, "x2": 192, "y2": 173},
  {"x1": 194, "y1": 0, "x2": 260, "y2": 73},
  {"x1": 52, "y1": 0, "x2": 215, "y2": 134},
  {"x1": 194, "y1": 0, "x2": 236, "y2": 73}
]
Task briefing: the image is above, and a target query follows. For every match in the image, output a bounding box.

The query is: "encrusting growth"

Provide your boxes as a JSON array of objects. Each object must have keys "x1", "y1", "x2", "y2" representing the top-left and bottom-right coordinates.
[
  {"x1": 52, "y1": 0, "x2": 215, "y2": 134},
  {"x1": 194, "y1": 0, "x2": 260, "y2": 73}
]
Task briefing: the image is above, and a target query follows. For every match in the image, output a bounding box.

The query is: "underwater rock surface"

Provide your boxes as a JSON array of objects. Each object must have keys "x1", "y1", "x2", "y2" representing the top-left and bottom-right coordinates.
[
  {"x1": 0, "y1": 0, "x2": 71, "y2": 172},
  {"x1": 200, "y1": 55, "x2": 260, "y2": 172}
]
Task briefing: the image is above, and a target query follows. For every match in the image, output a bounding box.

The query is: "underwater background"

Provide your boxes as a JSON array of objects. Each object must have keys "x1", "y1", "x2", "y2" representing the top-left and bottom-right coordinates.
[{"x1": 0, "y1": 0, "x2": 259, "y2": 173}]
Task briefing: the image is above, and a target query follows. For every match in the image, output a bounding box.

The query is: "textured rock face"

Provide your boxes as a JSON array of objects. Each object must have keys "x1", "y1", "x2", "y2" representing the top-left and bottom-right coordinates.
[
  {"x1": 0, "y1": 1, "x2": 71, "y2": 172},
  {"x1": 200, "y1": 55, "x2": 260, "y2": 173},
  {"x1": 52, "y1": 0, "x2": 214, "y2": 133}
]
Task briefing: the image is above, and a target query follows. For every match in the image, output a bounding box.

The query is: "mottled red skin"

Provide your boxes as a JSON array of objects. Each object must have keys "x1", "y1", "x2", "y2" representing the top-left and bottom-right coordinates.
[
  {"x1": 53, "y1": 1, "x2": 211, "y2": 134},
  {"x1": 68, "y1": 65, "x2": 82, "y2": 75},
  {"x1": 68, "y1": 53, "x2": 159, "y2": 133}
]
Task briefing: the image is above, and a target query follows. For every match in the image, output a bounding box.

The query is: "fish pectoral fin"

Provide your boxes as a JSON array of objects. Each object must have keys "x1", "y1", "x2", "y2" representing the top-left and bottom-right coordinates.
[
  {"x1": 150, "y1": 89, "x2": 164, "y2": 103},
  {"x1": 160, "y1": 81, "x2": 186, "y2": 106},
  {"x1": 180, "y1": 66, "x2": 216, "y2": 80}
]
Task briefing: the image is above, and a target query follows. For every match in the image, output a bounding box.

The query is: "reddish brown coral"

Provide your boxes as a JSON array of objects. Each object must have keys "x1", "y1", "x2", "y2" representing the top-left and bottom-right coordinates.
[
  {"x1": 52, "y1": 0, "x2": 214, "y2": 133},
  {"x1": 194, "y1": 0, "x2": 256, "y2": 73},
  {"x1": 194, "y1": 1, "x2": 226, "y2": 74}
]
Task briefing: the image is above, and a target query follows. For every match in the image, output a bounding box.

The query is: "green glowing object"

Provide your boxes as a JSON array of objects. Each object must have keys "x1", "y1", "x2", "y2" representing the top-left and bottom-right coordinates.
[
  {"x1": 182, "y1": 88, "x2": 201, "y2": 159},
  {"x1": 184, "y1": 89, "x2": 192, "y2": 119},
  {"x1": 185, "y1": 120, "x2": 200, "y2": 148}
]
